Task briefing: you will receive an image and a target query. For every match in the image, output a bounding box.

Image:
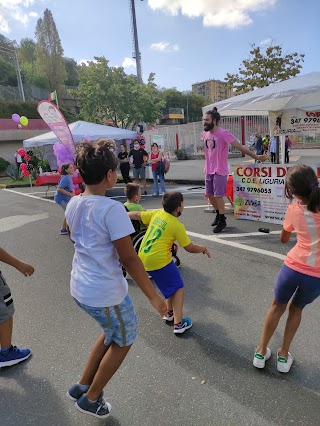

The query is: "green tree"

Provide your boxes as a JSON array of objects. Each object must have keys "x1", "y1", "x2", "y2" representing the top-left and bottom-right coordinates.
[
  {"x1": 35, "y1": 9, "x2": 66, "y2": 94},
  {"x1": 0, "y1": 56, "x2": 17, "y2": 86},
  {"x1": 225, "y1": 43, "x2": 305, "y2": 93},
  {"x1": 64, "y1": 57, "x2": 79, "y2": 86},
  {"x1": 18, "y1": 38, "x2": 49, "y2": 88},
  {"x1": 75, "y1": 57, "x2": 164, "y2": 128},
  {"x1": 159, "y1": 88, "x2": 209, "y2": 122},
  {"x1": 0, "y1": 34, "x2": 18, "y2": 86}
]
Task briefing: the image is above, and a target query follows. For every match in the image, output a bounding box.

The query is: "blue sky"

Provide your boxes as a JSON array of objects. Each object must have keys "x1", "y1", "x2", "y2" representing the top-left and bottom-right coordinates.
[{"x1": 1, "y1": 0, "x2": 319, "y2": 91}]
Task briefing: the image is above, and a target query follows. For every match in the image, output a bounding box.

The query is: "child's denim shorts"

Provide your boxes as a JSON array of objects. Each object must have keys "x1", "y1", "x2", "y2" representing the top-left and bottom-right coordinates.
[{"x1": 74, "y1": 293, "x2": 138, "y2": 347}]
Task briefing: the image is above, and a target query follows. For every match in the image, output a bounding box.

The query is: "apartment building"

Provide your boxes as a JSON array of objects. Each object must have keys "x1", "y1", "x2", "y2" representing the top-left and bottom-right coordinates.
[{"x1": 192, "y1": 79, "x2": 233, "y2": 103}]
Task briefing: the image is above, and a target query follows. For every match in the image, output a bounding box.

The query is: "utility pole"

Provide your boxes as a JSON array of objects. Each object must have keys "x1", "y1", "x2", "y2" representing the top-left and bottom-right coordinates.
[
  {"x1": 129, "y1": 0, "x2": 143, "y2": 84},
  {"x1": 0, "y1": 45, "x2": 25, "y2": 101}
]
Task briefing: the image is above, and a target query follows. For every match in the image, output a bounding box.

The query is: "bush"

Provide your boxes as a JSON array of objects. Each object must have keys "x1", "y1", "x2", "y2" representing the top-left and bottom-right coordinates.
[
  {"x1": 0, "y1": 157, "x2": 10, "y2": 172},
  {"x1": 0, "y1": 99, "x2": 76, "y2": 123},
  {"x1": 6, "y1": 164, "x2": 23, "y2": 181}
]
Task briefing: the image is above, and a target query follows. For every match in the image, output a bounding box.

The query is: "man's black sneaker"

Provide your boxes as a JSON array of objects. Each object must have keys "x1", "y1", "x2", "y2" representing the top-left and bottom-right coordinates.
[
  {"x1": 211, "y1": 214, "x2": 219, "y2": 226},
  {"x1": 213, "y1": 220, "x2": 226, "y2": 233}
]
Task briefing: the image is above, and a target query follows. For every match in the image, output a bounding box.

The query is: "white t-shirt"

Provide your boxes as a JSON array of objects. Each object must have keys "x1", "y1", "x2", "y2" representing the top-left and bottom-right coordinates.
[{"x1": 65, "y1": 195, "x2": 134, "y2": 307}]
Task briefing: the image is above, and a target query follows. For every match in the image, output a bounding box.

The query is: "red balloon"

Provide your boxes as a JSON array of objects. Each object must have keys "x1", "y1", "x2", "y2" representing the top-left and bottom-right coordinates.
[
  {"x1": 74, "y1": 188, "x2": 81, "y2": 195},
  {"x1": 18, "y1": 149, "x2": 26, "y2": 156},
  {"x1": 24, "y1": 154, "x2": 31, "y2": 162},
  {"x1": 20, "y1": 163, "x2": 27, "y2": 170}
]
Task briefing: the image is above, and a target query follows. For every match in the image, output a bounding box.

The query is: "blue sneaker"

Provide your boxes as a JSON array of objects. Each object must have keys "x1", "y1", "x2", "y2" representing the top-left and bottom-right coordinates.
[
  {"x1": 0, "y1": 345, "x2": 31, "y2": 367},
  {"x1": 67, "y1": 383, "x2": 90, "y2": 401},
  {"x1": 75, "y1": 394, "x2": 112, "y2": 418},
  {"x1": 174, "y1": 317, "x2": 192, "y2": 334}
]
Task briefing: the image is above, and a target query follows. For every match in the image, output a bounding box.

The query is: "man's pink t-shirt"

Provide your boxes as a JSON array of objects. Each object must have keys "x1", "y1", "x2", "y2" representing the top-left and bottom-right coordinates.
[
  {"x1": 202, "y1": 127, "x2": 236, "y2": 176},
  {"x1": 283, "y1": 202, "x2": 320, "y2": 278}
]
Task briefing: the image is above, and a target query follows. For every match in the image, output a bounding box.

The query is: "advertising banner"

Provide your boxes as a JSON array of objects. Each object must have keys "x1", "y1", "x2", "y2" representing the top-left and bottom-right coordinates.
[
  {"x1": 269, "y1": 109, "x2": 320, "y2": 136},
  {"x1": 233, "y1": 164, "x2": 290, "y2": 224},
  {"x1": 37, "y1": 100, "x2": 76, "y2": 156}
]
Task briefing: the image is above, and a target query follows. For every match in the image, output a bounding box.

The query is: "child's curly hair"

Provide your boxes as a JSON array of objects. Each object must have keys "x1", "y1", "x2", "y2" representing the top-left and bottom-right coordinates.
[{"x1": 76, "y1": 139, "x2": 118, "y2": 185}]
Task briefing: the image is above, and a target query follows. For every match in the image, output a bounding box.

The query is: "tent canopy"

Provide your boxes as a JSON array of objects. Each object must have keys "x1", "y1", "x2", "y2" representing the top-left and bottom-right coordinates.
[
  {"x1": 203, "y1": 72, "x2": 320, "y2": 116},
  {"x1": 23, "y1": 120, "x2": 137, "y2": 147}
]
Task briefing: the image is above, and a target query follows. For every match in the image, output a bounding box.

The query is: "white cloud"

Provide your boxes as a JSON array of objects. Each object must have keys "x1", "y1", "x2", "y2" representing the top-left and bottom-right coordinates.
[
  {"x1": 260, "y1": 36, "x2": 273, "y2": 45},
  {"x1": 122, "y1": 57, "x2": 136, "y2": 69},
  {"x1": 0, "y1": 0, "x2": 39, "y2": 32},
  {"x1": 148, "y1": 0, "x2": 278, "y2": 29},
  {"x1": 29, "y1": 11, "x2": 38, "y2": 18},
  {"x1": 77, "y1": 59, "x2": 98, "y2": 66},
  {"x1": 150, "y1": 42, "x2": 179, "y2": 52}
]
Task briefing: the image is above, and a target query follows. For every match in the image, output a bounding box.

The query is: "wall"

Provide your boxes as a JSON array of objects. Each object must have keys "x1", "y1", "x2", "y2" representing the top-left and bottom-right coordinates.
[{"x1": 0, "y1": 119, "x2": 49, "y2": 142}]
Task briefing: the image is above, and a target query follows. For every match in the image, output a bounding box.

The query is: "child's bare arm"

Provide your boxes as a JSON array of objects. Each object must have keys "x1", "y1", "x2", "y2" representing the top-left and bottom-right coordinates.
[
  {"x1": 128, "y1": 211, "x2": 142, "y2": 221},
  {"x1": 280, "y1": 228, "x2": 291, "y2": 243},
  {"x1": 184, "y1": 243, "x2": 211, "y2": 258},
  {"x1": 114, "y1": 236, "x2": 167, "y2": 317},
  {"x1": 0, "y1": 247, "x2": 34, "y2": 276}
]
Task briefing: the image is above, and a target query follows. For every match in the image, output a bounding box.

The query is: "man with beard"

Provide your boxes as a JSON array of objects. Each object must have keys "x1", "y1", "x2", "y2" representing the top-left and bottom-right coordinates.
[{"x1": 203, "y1": 109, "x2": 268, "y2": 233}]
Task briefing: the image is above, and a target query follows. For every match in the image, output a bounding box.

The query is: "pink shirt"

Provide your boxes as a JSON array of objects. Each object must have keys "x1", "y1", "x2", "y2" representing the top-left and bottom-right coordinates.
[
  {"x1": 202, "y1": 127, "x2": 236, "y2": 176},
  {"x1": 283, "y1": 202, "x2": 320, "y2": 278}
]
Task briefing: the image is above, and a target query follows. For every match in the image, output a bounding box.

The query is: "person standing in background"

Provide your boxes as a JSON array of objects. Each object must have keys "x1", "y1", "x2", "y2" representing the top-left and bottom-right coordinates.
[
  {"x1": 14, "y1": 151, "x2": 22, "y2": 171},
  {"x1": 118, "y1": 144, "x2": 131, "y2": 184},
  {"x1": 285, "y1": 136, "x2": 292, "y2": 163},
  {"x1": 129, "y1": 140, "x2": 148, "y2": 195},
  {"x1": 270, "y1": 137, "x2": 277, "y2": 164}
]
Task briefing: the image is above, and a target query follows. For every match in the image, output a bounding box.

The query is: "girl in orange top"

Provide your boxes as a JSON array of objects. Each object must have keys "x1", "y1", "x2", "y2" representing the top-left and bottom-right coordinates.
[{"x1": 253, "y1": 165, "x2": 320, "y2": 373}]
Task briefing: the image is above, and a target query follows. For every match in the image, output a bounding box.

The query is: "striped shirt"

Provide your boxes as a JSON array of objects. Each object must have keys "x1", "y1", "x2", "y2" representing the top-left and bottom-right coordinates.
[{"x1": 284, "y1": 202, "x2": 320, "y2": 278}]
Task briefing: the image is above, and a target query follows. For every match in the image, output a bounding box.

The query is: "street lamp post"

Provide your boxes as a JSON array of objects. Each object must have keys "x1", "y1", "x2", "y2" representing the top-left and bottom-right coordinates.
[{"x1": 129, "y1": 0, "x2": 143, "y2": 84}]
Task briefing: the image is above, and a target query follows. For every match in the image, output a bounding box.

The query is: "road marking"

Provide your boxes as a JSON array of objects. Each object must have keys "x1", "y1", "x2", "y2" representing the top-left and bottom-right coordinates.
[
  {"x1": 25, "y1": 190, "x2": 56, "y2": 195},
  {"x1": 216, "y1": 230, "x2": 281, "y2": 238},
  {"x1": 186, "y1": 231, "x2": 286, "y2": 261},
  {"x1": 0, "y1": 213, "x2": 49, "y2": 233},
  {"x1": 3, "y1": 188, "x2": 285, "y2": 259},
  {"x1": 184, "y1": 203, "x2": 232, "y2": 209},
  {"x1": 3, "y1": 189, "x2": 55, "y2": 203}
]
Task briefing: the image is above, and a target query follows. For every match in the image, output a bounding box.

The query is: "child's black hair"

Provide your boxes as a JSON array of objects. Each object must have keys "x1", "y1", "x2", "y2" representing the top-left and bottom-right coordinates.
[
  {"x1": 60, "y1": 163, "x2": 72, "y2": 175},
  {"x1": 205, "y1": 107, "x2": 220, "y2": 124},
  {"x1": 285, "y1": 164, "x2": 320, "y2": 213},
  {"x1": 162, "y1": 191, "x2": 184, "y2": 214},
  {"x1": 76, "y1": 140, "x2": 118, "y2": 185},
  {"x1": 125, "y1": 183, "x2": 140, "y2": 200}
]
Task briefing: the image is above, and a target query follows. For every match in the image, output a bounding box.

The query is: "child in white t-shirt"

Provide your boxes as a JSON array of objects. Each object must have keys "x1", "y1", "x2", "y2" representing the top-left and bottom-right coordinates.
[{"x1": 65, "y1": 140, "x2": 166, "y2": 419}]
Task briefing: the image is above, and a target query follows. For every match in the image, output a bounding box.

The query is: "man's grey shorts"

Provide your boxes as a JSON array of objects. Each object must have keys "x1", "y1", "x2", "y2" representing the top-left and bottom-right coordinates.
[
  {"x1": 0, "y1": 272, "x2": 15, "y2": 323},
  {"x1": 132, "y1": 167, "x2": 146, "y2": 179}
]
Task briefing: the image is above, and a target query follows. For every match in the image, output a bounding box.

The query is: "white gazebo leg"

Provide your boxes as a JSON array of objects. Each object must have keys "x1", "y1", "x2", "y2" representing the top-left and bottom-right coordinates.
[{"x1": 280, "y1": 135, "x2": 285, "y2": 164}]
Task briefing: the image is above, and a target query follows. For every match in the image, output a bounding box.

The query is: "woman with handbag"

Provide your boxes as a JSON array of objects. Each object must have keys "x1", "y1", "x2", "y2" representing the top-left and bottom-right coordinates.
[{"x1": 149, "y1": 143, "x2": 166, "y2": 197}]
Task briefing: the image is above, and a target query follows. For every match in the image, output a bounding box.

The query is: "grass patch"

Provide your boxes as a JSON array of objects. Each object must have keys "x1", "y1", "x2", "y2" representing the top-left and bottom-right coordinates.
[{"x1": 0, "y1": 177, "x2": 36, "y2": 187}]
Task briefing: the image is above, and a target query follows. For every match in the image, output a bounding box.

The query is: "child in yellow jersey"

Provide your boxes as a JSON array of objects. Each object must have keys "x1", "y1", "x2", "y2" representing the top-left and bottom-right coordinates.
[{"x1": 128, "y1": 191, "x2": 211, "y2": 334}]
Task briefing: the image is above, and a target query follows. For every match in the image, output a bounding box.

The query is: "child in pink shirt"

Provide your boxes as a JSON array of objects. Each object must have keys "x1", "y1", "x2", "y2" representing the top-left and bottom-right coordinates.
[{"x1": 253, "y1": 165, "x2": 320, "y2": 373}]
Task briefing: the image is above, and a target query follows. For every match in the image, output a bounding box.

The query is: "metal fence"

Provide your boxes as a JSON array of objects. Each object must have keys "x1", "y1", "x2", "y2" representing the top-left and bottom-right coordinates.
[
  {"x1": 143, "y1": 116, "x2": 270, "y2": 157},
  {"x1": 0, "y1": 84, "x2": 77, "y2": 101}
]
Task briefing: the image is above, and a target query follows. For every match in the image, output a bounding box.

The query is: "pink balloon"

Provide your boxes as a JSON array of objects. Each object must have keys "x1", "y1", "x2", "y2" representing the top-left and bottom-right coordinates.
[{"x1": 12, "y1": 113, "x2": 20, "y2": 123}]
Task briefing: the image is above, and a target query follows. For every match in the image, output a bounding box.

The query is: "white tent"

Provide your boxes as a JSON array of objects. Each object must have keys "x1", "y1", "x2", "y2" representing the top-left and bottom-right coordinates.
[
  {"x1": 203, "y1": 72, "x2": 320, "y2": 116},
  {"x1": 23, "y1": 120, "x2": 137, "y2": 148}
]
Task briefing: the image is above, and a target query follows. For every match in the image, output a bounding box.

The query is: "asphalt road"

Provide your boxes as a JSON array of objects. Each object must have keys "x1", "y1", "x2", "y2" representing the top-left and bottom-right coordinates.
[{"x1": 0, "y1": 184, "x2": 320, "y2": 426}]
